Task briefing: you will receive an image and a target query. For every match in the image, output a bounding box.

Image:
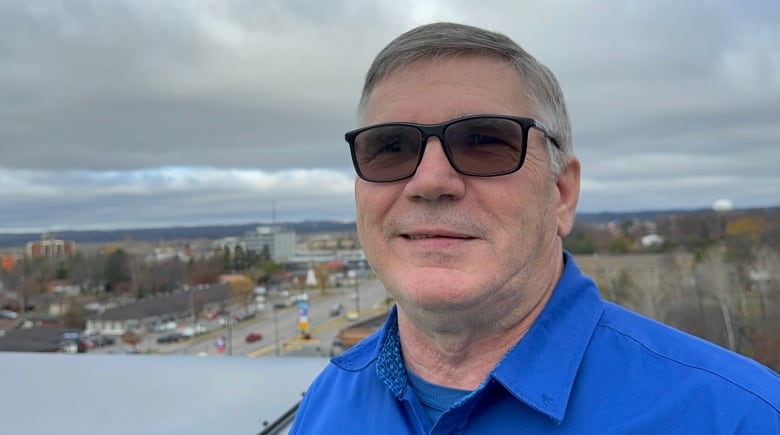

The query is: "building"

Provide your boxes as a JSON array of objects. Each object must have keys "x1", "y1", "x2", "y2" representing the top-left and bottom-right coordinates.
[
  {"x1": 242, "y1": 226, "x2": 296, "y2": 262},
  {"x1": 212, "y1": 236, "x2": 246, "y2": 253},
  {"x1": 26, "y1": 236, "x2": 76, "y2": 259},
  {"x1": 1, "y1": 253, "x2": 21, "y2": 272},
  {"x1": 85, "y1": 283, "x2": 232, "y2": 335}
]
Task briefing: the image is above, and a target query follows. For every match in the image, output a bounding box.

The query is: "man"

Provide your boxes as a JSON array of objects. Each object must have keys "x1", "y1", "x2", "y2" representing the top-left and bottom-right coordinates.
[{"x1": 291, "y1": 22, "x2": 779, "y2": 433}]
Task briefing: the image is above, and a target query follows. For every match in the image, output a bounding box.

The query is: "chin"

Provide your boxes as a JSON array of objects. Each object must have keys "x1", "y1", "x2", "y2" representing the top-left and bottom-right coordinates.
[{"x1": 391, "y1": 273, "x2": 488, "y2": 313}]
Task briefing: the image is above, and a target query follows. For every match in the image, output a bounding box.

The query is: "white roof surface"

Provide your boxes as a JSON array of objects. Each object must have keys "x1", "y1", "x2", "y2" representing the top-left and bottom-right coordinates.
[{"x1": 1, "y1": 352, "x2": 328, "y2": 434}]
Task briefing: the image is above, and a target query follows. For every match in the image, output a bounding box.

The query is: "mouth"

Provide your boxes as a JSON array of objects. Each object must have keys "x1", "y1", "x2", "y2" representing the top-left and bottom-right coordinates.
[{"x1": 401, "y1": 231, "x2": 476, "y2": 241}]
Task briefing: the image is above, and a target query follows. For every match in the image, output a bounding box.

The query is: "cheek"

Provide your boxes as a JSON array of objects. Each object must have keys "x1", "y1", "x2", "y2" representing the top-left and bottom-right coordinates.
[{"x1": 355, "y1": 184, "x2": 392, "y2": 248}]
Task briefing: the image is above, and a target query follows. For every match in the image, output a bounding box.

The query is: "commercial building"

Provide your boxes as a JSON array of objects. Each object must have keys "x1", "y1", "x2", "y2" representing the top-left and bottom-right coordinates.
[
  {"x1": 242, "y1": 226, "x2": 296, "y2": 262},
  {"x1": 25, "y1": 237, "x2": 76, "y2": 259}
]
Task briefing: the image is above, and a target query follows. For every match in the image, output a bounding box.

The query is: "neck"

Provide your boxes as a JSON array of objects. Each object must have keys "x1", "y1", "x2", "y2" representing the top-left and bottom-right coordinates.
[{"x1": 397, "y1": 272, "x2": 556, "y2": 390}]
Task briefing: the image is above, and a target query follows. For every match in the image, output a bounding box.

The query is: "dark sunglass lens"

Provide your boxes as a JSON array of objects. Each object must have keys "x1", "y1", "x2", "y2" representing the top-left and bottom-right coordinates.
[
  {"x1": 445, "y1": 118, "x2": 524, "y2": 175},
  {"x1": 354, "y1": 125, "x2": 422, "y2": 181}
]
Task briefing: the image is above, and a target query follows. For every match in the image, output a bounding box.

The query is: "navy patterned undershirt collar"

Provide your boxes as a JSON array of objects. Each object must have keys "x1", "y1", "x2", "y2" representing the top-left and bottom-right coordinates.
[{"x1": 376, "y1": 312, "x2": 407, "y2": 397}]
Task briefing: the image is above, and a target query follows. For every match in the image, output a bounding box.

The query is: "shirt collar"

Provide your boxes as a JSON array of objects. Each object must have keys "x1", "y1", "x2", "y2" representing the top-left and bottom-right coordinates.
[
  {"x1": 490, "y1": 252, "x2": 604, "y2": 423},
  {"x1": 337, "y1": 253, "x2": 604, "y2": 423}
]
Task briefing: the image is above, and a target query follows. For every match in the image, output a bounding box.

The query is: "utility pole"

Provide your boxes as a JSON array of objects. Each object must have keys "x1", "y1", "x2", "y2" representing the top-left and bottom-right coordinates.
[
  {"x1": 273, "y1": 305, "x2": 280, "y2": 356},
  {"x1": 227, "y1": 316, "x2": 233, "y2": 356},
  {"x1": 352, "y1": 270, "x2": 360, "y2": 316}
]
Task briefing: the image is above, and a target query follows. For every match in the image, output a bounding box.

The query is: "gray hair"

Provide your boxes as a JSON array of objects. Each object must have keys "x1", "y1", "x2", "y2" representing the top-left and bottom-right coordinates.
[{"x1": 357, "y1": 22, "x2": 573, "y2": 175}]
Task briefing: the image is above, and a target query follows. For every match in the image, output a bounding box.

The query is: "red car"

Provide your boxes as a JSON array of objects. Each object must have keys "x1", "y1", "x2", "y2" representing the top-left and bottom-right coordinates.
[{"x1": 244, "y1": 332, "x2": 263, "y2": 343}]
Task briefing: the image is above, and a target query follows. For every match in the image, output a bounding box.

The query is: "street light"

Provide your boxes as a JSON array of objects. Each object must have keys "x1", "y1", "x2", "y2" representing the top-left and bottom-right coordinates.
[
  {"x1": 189, "y1": 284, "x2": 205, "y2": 327},
  {"x1": 273, "y1": 305, "x2": 280, "y2": 356},
  {"x1": 349, "y1": 269, "x2": 360, "y2": 317}
]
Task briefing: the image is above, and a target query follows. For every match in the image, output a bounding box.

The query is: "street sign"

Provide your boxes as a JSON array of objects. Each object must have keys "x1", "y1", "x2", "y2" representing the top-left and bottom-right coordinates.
[{"x1": 214, "y1": 335, "x2": 226, "y2": 353}]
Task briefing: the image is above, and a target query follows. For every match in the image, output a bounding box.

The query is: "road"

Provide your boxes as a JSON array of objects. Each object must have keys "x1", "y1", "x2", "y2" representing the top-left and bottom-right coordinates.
[{"x1": 93, "y1": 277, "x2": 391, "y2": 357}]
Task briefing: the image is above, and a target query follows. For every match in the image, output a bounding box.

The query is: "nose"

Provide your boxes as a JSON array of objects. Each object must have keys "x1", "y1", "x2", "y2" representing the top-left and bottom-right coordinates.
[{"x1": 403, "y1": 137, "x2": 466, "y2": 200}]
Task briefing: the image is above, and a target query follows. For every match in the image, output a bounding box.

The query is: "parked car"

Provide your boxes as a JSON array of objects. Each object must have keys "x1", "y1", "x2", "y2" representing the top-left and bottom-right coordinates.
[
  {"x1": 244, "y1": 332, "x2": 263, "y2": 343},
  {"x1": 272, "y1": 301, "x2": 289, "y2": 309},
  {"x1": 233, "y1": 311, "x2": 257, "y2": 322},
  {"x1": 91, "y1": 335, "x2": 116, "y2": 347},
  {"x1": 156, "y1": 332, "x2": 183, "y2": 344},
  {"x1": 329, "y1": 303, "x2": 344, "y2": 317},
  {"x1": 60, "y1": 333, "x2": 88, "y2": 353},
  {"x1": 152, "y1": 321, "x2": 178, "y2": 332},
  {"x1": 81, "y1": 338, "x2": 96, "y2": 349},
  {"x1": 181, "y1": 324, "x2": 207, "y2": 338}
]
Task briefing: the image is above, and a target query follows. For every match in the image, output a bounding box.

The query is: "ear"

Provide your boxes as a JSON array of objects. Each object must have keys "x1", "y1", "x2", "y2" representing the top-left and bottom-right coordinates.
[{"x1": 555, "y1": 157, "x2": 581, "y2": 238}]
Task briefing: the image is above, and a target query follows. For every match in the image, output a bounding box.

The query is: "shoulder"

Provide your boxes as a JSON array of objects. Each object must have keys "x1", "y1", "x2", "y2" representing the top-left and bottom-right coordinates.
[
  {"x1": 291, "y1": 334, "x2": 404, "y2": 433},
  {"x1": 294, "y1": 322, "x2": 388, "y2": 413},
  {"x1": 596, "y1": 301, "x2": 780, "y2": 410}
]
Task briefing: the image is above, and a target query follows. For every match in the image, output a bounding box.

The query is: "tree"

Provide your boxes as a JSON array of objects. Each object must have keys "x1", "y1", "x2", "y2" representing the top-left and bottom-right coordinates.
[
  {"x1": 563, "y1": 225, "x2": 597, "y2": 254},
  {"x1": 16, "y1": 274, "x2": 43, "y2": 314},
  {"x1": 693, "y1": 247, "x2": 741, "y2": 351},
  {"x1": 259, "y1": 245, "x2": 272, "y2": 262},
  {"x1": 725, "y1": 216, "x2": 767, "y2": 263},
  {"x1": 232, "y1": 245, "x2": 247, "y2": 272},
  {"x1": 314, "y1": 263, "x2": 334, "y2": 294},
  {"x1": 725, "y1": 216, "x2": 766, "y2": 242},
  {"x1": 187, "y1": 256, "x2": 223, "y2": 286},
  {"x1": 220, "y1": 247, "x2": 232, "y2": 272},
  {"x1": 62, "y1": 299, "x2": 87, "y2": 328},
  {"x1": 606, "y1": 233, "x2": 632, "y2": 254},
  {"x1": 121, "y1": 331, "x2": 143, "y2": 352},
  {"x1": 247, "y1": 260, "x2": 284, "y2": 286},
  {"x1": 229, "y1": 275, "x2": 255, "y2": 312},
  {"x1": 105, "y1": 249, "x2": 131, "y2": 291}
]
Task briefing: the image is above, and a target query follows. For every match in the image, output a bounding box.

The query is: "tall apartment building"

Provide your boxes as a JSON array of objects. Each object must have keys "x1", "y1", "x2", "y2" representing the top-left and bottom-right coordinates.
[
  {"x1": 243, "y1": 226, "x2": 296, "y2": 262},
  {"x1": 26, "y1": 237, "x2": 76, "y2": 259}
]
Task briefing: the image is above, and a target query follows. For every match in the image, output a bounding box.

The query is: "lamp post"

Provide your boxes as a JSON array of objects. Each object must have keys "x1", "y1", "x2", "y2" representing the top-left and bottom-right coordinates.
[
  {"x1": 273, "y1": 305, "x2": 280, "y2": 356},
  {"x1": 349, "y1": 269, "x2": 360, "y2": 317},
  {"x1": 227, "y1": 316, "x2": 233, "y2": 356},
  {"x1": 189, "y1": 284, "x2": 205, "y2": 327},
  {"x1": 189, "y1": 289, "x2": 196, "y2": 327}
]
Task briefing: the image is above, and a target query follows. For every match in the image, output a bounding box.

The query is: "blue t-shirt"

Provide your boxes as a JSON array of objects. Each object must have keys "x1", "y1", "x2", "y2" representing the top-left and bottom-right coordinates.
[
  {"x1": 291, "y1": 253, "x2": 780, "y2": 434},
  {"x1": 405, "y1": 367, "x2": 471, "y2": 424}
]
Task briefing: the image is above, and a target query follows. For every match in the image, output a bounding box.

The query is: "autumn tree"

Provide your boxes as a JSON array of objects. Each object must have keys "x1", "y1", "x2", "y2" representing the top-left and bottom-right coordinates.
[
  {"x1": 62, "y1": 299, "x2": 87, "y2": 329},
  {"x1": 726, "y1": 216, "x2": 766, "y2": 242},
  {"x1": 314, "y1": 262, "x2": 334, "y2": 295},
  {"x1": 725, "y1": 216, "x2": 767, "y2": 262},
  {"x1": 229, "y1": 275, "x2": 255, "y2": 312},
  {"x1": 187, "y1": 256, "x2": 224, "y2": 286},
  {"x1": 121, "y1": 331, "x2": 143, "y2": 352}
]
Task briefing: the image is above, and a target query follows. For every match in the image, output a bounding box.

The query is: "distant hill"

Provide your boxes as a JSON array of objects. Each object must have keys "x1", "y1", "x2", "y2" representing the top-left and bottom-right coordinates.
[
  {"x1": 0, "y1": 221, "x2": 358, "y2": 249},
  {"x1": 1, "y1": 206, "x2": 777, "y2": 249},
  {"x1": 575, "y1": 206, "x2": 779, "y2": 224},
  {"x1": 574, "y1": 209, "x2": 703, "y2": 224}
]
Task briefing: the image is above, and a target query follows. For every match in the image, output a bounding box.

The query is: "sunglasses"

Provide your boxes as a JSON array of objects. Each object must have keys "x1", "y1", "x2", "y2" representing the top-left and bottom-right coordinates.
[{"x1": 345, "y1": 114, "x2": 559, "y2": 183}]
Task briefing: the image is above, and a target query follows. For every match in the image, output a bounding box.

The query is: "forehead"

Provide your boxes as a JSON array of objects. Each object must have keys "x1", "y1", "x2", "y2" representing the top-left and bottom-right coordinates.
[{"x1": 363, "y1": 56, "x2": 531, "y2": 125}]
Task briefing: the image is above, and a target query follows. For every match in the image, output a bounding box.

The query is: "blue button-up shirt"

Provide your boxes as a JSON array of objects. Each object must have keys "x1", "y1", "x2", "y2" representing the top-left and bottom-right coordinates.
[{"x1": 291, "y1": 253, "x2": 780, "y2": 434}]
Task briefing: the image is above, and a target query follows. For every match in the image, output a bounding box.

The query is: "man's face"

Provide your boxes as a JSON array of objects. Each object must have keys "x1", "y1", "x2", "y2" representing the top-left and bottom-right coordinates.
[{"x1": 355, "y1": 56, "x2": 579, "y2": 322}]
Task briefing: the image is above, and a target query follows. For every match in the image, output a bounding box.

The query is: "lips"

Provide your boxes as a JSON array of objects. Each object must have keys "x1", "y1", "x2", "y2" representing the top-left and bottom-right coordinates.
[{"x1": 402, "y1": 231, "x2": 475, "y2": 240}]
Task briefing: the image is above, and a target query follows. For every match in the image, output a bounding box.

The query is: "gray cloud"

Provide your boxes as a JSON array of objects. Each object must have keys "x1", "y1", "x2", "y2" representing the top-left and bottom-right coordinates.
[{"x1": 1, "y1": 0, "x2": 778, "y2": 232}]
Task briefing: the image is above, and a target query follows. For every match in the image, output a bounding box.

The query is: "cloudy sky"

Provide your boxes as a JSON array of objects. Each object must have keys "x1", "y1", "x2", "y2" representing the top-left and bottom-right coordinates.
[{"x1": 1, "y1": 0, "x2": 778, "y2": 233}]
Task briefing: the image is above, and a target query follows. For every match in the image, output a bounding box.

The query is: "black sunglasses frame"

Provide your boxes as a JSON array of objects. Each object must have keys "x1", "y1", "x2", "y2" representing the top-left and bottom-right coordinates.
[{"x1": 345, "y1": 114, "x2": 560, "y2": 183}]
